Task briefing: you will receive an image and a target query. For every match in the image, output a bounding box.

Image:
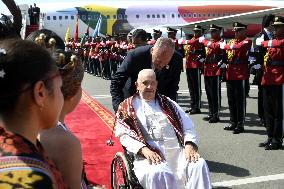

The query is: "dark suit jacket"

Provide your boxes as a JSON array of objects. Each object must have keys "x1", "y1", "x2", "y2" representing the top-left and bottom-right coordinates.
[
  {"x1": 110, "y1": 45, "x2": 183, "y2": 112},
  {"x1": 253, "y1": 31, "x2": 271, "y2": 85}
]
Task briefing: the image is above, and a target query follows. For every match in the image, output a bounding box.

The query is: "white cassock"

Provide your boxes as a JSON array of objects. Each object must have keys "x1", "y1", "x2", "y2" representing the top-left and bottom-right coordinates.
[{"x1": 115, "y1": 96, "x2": 212, "y2": 189}]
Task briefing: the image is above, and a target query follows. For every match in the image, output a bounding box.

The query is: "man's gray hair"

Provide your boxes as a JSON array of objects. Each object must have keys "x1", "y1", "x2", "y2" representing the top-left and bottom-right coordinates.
[
  {"x1": 153, "y1": 37, "x2": 175, "y2": 51},
  {"x1": 137, "y1": 69, "x2": 156, "y2": 81}
]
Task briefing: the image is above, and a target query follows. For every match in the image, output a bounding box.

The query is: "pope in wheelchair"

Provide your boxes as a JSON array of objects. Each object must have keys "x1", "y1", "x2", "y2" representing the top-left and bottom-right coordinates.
[{"x1": 114, "y1": 69, "x2": 212, "y2": 189}]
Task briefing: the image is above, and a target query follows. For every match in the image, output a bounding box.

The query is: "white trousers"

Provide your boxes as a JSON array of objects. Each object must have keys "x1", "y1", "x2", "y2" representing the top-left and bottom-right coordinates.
[{"x1": 133, "y1": 145, "x2": 212, "y2": 189}]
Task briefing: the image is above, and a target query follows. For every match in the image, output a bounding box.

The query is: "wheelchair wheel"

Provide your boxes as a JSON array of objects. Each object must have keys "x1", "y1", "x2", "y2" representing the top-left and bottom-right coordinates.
[{"x1": 111, "y1": 152, "x2": 132, "y2": 189}]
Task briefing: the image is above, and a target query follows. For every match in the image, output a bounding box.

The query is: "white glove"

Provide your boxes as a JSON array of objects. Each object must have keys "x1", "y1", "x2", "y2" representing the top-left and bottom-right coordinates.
[
  {"x1": 198, "y1": 36, "x2": 205, "y2": 43},
  {"x1": 219, "y1": 41, "x2": 226, "y2": 49},
  {"x1": 253, "y1": 64, "x2": 261, "y2": 69},
  {"x1": 256, "y1": 34, "x2": 264, "y2": 46},
  {"x1": 178, "y1": 38, "x2": 185, "y2": 44},
  {"x1": 220, "y1": 63, "x2": 226, "y2": 68},
  {"x1": 199, "y1": 57, "x2": 205, "y2": 63}
]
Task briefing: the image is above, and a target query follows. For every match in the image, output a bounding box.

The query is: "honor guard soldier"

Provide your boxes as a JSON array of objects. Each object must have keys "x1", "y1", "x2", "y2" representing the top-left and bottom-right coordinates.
[
  {"x1": 93, "y1": 36, "x2": 102, "y2": 76},
  {"x1": 83, "y1": 37, "x2": 92, "y2": 71},
  {"x1": 184, "y1": 25, "x2": 206, "y2": 114},
  {"x1": 167, "y1": 27, "x2": 185, "y2": 57},
  {"x1": 199, "y1": 24, "x2": 226, "y2": 123},
  {"x1": 256, "y1": 16, "x2": 284, "y2": 150},
  {"x1": 153, "y1": 29, "x2": 162, "y2": 40},
  {"x1": 221, "y1": 22, "x2": 252, "y2": 134},
  {"x1": 253, "y1": 14, "x2": 275, "y2": 127},
  {"x1": 148, "y1": 29, "x2": 162, "y2": 45},
  {"x1": 110, "y1": 36, "x2": 120, "y2": 75},
  {"x1": 167, "y1": 27, "x2": 179, "y2": 48}
]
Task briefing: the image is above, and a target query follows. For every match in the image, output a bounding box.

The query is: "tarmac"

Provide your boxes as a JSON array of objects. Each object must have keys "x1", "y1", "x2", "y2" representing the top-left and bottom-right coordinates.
[{"x1": 82, "y1": 67, "x2": 284, "y2": 189}]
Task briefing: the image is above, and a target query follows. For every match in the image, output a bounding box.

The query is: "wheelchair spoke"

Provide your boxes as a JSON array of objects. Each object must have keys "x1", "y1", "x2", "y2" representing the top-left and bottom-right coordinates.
[{"x1": 112, "y1": 156, "x2": 129, "y2": 189}]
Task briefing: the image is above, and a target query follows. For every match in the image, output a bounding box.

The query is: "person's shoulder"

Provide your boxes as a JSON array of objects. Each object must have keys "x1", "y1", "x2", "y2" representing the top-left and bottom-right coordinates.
[
  {"x1": 172, "y1": 50, "x2": 183, "y2": 59},
  {"x1": 0, "y1": 155, "x2": 56, "y2": 188},
  {"x1": 0, "y1": 128, "x2": 41, "y2": 158},
  {"x1": 39, "y1": 125, "x2": 81, "y2": 154},
  {"x1": 0, "y1": 165, "x2": 55, "y2": 188},
  {"x1": 117, "y1": 95, "x2": 137, "y2": 111},
  {"x1": 131, "y1": 45, "x2": 152, "y2": 57}
]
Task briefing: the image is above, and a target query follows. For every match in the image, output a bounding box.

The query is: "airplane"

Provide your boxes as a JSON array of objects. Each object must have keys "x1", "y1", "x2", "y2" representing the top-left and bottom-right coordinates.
[
  {"x1": 20, "y1": 1, "x2": 284, "y2": 40},
  {"x1": 169, "y1": 6, "x2": 284, "y2": 38}
]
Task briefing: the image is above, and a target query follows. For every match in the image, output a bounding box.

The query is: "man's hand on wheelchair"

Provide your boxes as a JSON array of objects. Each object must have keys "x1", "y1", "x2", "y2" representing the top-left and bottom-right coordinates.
[
  {"x1": 139, "y1": 146, "x2": 163, "y2": 165},
  {"x1": 185, "y1": 142, "x2": 200, "y2": 163}
]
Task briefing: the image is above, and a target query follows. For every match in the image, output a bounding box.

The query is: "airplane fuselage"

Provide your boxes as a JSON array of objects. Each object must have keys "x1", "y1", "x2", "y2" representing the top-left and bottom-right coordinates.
[{"x1": 41, "y1": 2, "x2": 283, "y2": 39}]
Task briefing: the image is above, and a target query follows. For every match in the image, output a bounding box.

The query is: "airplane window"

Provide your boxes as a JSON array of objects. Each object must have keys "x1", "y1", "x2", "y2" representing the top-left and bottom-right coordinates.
[
  {"x1": 65, "y1": 15, "x2": 68, "y2": 20},
  {"x1": 193, "y1": 13, "x2": 197, "y2": 18},
  {"x1": 59, "y1": 16, "x2": 62, "y2": 20},
  {"x1": 178, "y1": 14, "x2": 181, "y2": 18},
  {"x1": 47, "y1": 16, "x2": 50, "y2": 20},
  {"x1": 53, "y1": 16, "x2": 56, "y2": 20},
  {"x1": 198, "y1": 14, "x2": 201, "y2": 17},
  {"x1": 188, "y1": 13, "x2": 192, "y2": 17},
  {"x1": 71, "y1": 16, "x2": 74, "y2": 20},
  {"x1": 218, "y1": 13, "x2": 220, "y2": 17},
  {"x1": 156, "y1": 14, "x2": 160, "y2": 18},
  {"x1": 113, "y1": 15, "x2": 116, "y2": 19},
  {"x1": 171, "y1": 14, "x2": 175, "y2": 18},
  {"x1": 107, "y1": 15, "x2": 110, "y2": 19},
  {"x1": 152, "y1": 14, "x2": 155, "y2": 18},
  {"x1": 223, "y1": 13, "x2": 226, "y2": 16},
  {"x1": 147, "y1": 14, "x2": 150, "y2": 18},
  {"x1": 118, "y1": 14, "x2": 122, "y2": 19},
  {"x1": 136, "y1": 14, "x2": 139, "y2": 19},
  {"x1": 203, "y1": 14, "x2": 206, "y2": 17},
  {"x1": 207, "y1": 13, "x2": 210, "y2": 17},
  {"x1": 183, "y1": 13, "x2": 187, "y2": 18},
  {"x1": 162, "y1": 14, "x2": 165, "y2": 18},
  {"x1": 212, "y1": 13, "x2": 215, "y2": 17}
]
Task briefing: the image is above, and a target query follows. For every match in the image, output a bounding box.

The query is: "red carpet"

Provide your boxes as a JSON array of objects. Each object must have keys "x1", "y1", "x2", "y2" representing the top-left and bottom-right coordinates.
[{"x1": 65, "y1": 91, "x2": 122, "y2": 189}]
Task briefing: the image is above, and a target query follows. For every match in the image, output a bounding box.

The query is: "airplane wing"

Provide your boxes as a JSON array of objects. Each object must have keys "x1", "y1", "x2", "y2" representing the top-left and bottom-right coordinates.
[{"x1": 167, "y1": 7, "x2": 284, "y2": 33}]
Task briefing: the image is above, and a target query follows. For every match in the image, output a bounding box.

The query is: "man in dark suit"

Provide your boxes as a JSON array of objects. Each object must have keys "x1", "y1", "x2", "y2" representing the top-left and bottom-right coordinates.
[
  {"x1": 132, "y1": 29, "x2": 148, "y2": 48},
  {"x1": 110, "y1": 37, "x2": 183, "y2": 112},
  {"x1": 32, "y1": 3, "x2": 40, "y2": 25}
]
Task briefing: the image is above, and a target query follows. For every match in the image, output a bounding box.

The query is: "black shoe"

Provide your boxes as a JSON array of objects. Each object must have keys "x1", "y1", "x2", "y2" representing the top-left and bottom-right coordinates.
[
  {"x1": 265, "y1": 143, "x2": 282, "y2": 150},
  {"x1": 224, "y1": 124, "x2": 236, "y2": 131},
  {"x1": 185, "y1": 108, "x2": 192, "y2": 113},
  {"x1": 203, "y1": 115, "x2": 212, "y2": 121},
  {"x1": 259, "y1": 140, "x2": 270, "y2": 147},
  {"x1": 233, "y1": 127, "x2": 244, "y2": 134},
  {"x1": 189, "y1": 109, "x2": 201, "y2": 115},
  {"x1": 209, "y1": 117, "x2": 220, "y2": 123}
]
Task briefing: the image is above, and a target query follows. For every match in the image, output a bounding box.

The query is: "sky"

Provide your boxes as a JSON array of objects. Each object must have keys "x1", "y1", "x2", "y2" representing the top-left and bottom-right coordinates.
[{"x1": 0, "y1": 0, "x2": 281, "y2": 15}]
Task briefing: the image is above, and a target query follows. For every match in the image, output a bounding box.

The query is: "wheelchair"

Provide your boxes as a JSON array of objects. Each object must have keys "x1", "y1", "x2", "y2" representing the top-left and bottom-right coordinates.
[{"x1": 111, "y1": 146, "x2": 144, "y2": 189}]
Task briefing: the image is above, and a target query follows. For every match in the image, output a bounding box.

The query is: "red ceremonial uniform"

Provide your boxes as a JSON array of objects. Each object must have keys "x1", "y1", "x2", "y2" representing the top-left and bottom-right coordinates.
[
  {"x1": 261, "y1": 38, "x2": 284, "y2": 85},
  {"x1": 185, "y1": 37, "x2": 204, "y2": 69},
  {"x1": 201, "y1": 38, "x2": 225, "y2": 76},
  {"x1": 224, "y1": 38, "x2": 252, "y2": 80}
]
